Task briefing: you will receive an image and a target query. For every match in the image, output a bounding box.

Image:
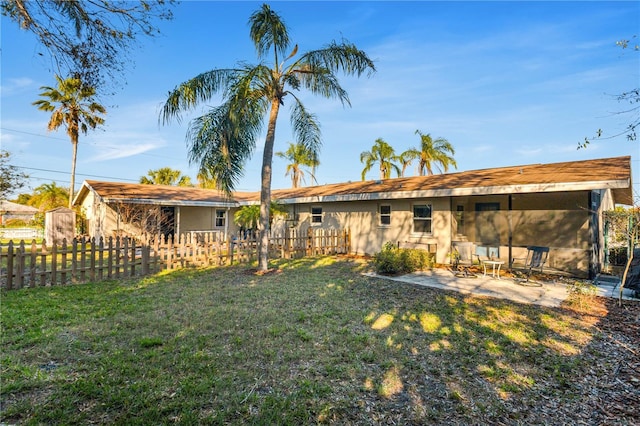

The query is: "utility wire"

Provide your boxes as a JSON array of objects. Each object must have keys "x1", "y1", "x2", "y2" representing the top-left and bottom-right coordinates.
[{"x1": 14, "y1": 165, "x2": 140, "y2": 182}]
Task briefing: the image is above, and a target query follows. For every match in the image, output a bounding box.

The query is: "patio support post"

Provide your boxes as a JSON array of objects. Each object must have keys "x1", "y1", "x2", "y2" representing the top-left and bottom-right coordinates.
[{"x1": 508, "y1": 195, "x2": 513, "y2": 269}]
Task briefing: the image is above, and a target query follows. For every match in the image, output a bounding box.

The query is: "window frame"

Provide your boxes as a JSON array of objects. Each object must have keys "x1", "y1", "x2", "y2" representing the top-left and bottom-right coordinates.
[
  {"x1": 311, "y1": 206, "x2": 323, "y2": 225},
  {"x1": 412, "y1": 203, "x2": 433, "y2": 234},
  {"x1": 214, "y1": 209, "x2": 226, "y2": 228},
  {"x1": 379, "y1": 204, "x2": 391, "y2": 226},
  {"x1": 455, "y1": 205, "x2": 465, "y2": 235}
]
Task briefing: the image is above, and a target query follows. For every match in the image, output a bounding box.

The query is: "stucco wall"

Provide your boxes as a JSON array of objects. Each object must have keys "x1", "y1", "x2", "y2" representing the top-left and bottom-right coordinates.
[{"x1": 288, "y1": 198, "x2": 450, "y2": 263}]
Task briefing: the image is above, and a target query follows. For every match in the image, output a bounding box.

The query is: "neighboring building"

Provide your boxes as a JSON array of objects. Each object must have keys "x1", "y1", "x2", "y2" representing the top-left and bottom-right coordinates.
[
  {"x1": 73, "y1": 156, "x2": 633, "y2": 278},
  {"x1": 0, "y1": 200, "x2": 38, "y2": 225}
]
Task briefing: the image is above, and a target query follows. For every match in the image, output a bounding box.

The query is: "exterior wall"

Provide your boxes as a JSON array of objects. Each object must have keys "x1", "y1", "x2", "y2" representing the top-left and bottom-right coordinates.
[
  {"x1": 178, "y1": 206, "x2": 238, "y2": 240},
  {"x1": 450, "y1": 192, "x2": 592, "y2": 277},
  {"x1": 288, "y1": 198, "x2": 451, "y2": 263}
]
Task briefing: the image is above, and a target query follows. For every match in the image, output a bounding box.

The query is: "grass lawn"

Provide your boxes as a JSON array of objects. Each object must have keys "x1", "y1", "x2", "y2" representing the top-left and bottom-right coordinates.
[{"x1": 1, "y1": 256, "x2": 637, "y2": 425}]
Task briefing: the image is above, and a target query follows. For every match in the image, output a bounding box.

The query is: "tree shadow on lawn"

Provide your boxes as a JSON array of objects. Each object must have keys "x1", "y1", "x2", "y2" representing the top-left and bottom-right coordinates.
[{"x1": 1, "y1": 255, "x2": 637, "y2": 425}]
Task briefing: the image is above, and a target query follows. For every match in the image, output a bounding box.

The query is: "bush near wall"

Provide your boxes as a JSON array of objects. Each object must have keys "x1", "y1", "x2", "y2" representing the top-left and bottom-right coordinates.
[{"x1": 373, "y1": 242, "x2": 435, "y2": 275}]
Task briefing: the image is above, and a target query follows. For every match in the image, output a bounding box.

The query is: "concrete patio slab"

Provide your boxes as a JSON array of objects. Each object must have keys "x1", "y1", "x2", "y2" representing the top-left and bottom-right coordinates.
[
  {"x1": 364, "y1": 268, "x2": 570, "y2": 307},
  {"x1": 365, "y1": 269, "x2": 640, "y2": 307}
]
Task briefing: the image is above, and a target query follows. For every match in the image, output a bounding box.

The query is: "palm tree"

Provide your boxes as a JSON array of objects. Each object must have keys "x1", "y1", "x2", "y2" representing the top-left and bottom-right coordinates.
[
  {"x1": 140, "y1": 167, "x2": 193, "y2": 187},
  {"x1": 160, "y1": 3, "x2": 374, "y2": 271},
  {"x1": 27, "y1": 182, "x2": 69, "y2": 211},
  {"x1": 234, "y1": 202, "x2": 288, "y2": 236},
  {"x1": 33, "y1": 75, "x2": 106, "y2": 207},
  {"x1": 360, "y1": 138, "x2": 401, "y2": 181},
  {"x1": 401, "y1": 130, "x2": 457, "y2": 176},
  {"x1": 276, "y1": 142, "x2": 320, "y2": 188}
]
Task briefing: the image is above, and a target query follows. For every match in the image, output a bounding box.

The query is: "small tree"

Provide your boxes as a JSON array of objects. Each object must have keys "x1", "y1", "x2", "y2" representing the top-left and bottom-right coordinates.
[
  {"x1": 0, "y1": 150, "x2": 29, "y2": 200},
  {"x1": 275, "y1": 142, "x2": 320, "y2": 188},
  {"x1": 140, "y1": 167, "x2": 193, "y2": 187},
  {"x1": 234, "y1": 202, "x2": 288, "y2": 238},
  {"x1": 400, "y1": 130, "x2": 457, "y2": 176},
  {"x1": 360, "y1": 138, "x2": 401, "y2": 180}
]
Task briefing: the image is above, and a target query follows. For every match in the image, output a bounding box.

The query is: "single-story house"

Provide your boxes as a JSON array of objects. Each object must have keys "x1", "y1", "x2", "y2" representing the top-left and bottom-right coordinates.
[
  {"x1": 0, "y1": 200, "x2": 39, "y2": 225},
  {"x1": 73, "y1": 156, "x2": 633, "y2": 278}
]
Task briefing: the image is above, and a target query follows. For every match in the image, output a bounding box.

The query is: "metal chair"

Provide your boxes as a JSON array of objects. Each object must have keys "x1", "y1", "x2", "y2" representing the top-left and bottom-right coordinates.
[
  {"x1": 451, "y1": 241, "x2": 477, "y2": 278},
  {"x1": 514, "y1": 246, "x2": 549, "y2": 284}
]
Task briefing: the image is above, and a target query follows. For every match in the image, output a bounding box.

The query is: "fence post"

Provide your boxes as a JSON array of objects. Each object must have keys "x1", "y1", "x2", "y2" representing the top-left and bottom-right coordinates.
[
  {"x1": 71, "y1": 238, "x2": 78, "y2": 283},
  {"x1": 6, "y1": 241, "x2": 14, "y2": 290},
  {"x1": 39, "y1": 240, "x2": 47, "y2": 287},
  {"x1": 79, "y1": 237, "x2": 87, "y2": 282},
  {"x1": 142, "y1": 244, "x2": 150, "y2": 275},
  {"x1": 29, "y1": 240, "x2": 37, "y2": 288},
  {"x1": 90, "y1": 238, "x2": 96, "y2": 282},
  {"x1": 50, "y1": 240, "x2": 57, "y2": 286},
  {"x1": 16, "y1": 240, "x2": 25, "y2": 289}
]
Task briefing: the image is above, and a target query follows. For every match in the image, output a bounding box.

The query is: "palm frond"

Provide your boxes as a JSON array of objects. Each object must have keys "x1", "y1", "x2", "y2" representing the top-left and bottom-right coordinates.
[
  {"x1": 160, "y1": 68, "x2": 239, "y2": 125},
  {"x1": 289, "y1": 98, "x2": 321, "y2": 157},
  {"x1": 297, "y1": 40, "x2": 376, "y2": 78},
  {"x1": 249, "y1": 3, "x2": 290, "y2": 63},
  {"x1": 290, "y1": 64, "x2": 350, "y2": 106}
]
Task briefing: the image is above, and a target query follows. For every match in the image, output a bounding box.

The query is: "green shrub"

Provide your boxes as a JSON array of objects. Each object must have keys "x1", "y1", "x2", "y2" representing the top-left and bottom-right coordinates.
[{"x1": 373, "y1": 242, "x2": 434, "y2": 275}]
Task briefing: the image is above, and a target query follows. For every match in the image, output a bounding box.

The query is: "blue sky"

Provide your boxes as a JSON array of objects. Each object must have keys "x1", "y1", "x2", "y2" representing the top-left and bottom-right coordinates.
[{"x1": 2, "y1": 1, "x2": 639, "y2": 202}]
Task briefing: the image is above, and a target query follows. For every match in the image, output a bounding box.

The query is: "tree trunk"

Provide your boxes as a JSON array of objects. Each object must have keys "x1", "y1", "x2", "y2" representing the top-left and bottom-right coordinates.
[
  {"x1": 258, "y1": 99, "x2": 281, "y2": 271},
  {"x1": 69, "y1": 135, "x2": 78, "y2": 208}
]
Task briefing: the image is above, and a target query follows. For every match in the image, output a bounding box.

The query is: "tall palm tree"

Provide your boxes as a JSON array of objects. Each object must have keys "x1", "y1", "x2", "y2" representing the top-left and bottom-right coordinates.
[
  {"x1": 33, "y1": 75, "x2": 106, "y2": 207},
  {"x1": 160, "y1": 3, "x2": 375, "y2": 271},
  {"x1": 360, "y1": 138, "x2": 401, "y2": 180},
  {"x1": 401, "y1": 130, "x2": 457, "y2": 176},
  {"x1": 276, "y1": 142, "x2": 320, "y2": 188},
  {"x1": 140, "y1": 167, "x2": 193, "y2": 187}
]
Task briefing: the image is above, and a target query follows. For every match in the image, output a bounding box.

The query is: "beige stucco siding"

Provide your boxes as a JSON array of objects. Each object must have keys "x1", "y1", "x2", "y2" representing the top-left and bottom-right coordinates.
[{"x1": 291, "y1": 198, "x2": 450, "y2": 262}]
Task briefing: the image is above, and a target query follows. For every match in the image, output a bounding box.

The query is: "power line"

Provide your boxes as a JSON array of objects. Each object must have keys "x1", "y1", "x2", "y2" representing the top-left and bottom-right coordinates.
[{"x1": 14, "y1": 165, "x2": 140, "y2": 182}]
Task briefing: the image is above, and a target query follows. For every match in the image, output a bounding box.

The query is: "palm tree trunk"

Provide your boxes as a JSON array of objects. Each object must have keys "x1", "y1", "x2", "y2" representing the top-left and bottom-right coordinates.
[
  {"x1": 69, "y1": 136, "x2": 78, "y2": 208},
  {"x1": 258, "y1": 99, "x2": 281, "y2": 271}
]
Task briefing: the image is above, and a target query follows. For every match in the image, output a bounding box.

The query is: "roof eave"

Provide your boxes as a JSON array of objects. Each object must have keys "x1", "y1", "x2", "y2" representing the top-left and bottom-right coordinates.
[
  {"x1": 267, "y1": 179, "x2": 631, "y2": 204},
  {"x1": 103, "y1": 197, "x2": 238, "y2": 208}
]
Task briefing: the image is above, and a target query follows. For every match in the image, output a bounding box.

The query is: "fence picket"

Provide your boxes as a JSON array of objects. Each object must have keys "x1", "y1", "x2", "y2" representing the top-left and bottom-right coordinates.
[{"x1": 1, "y1": 228, "x2": 350, "y2": 290}]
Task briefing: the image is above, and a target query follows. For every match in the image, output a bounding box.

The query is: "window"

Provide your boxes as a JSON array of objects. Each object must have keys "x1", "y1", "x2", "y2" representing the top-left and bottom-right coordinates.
[
  {"x1": 311, "y1": 206, "x2": 322, "y2": 224},
  {"x1": 413, "y1": 204, "x2": 432, "y2": 233},
  {"x1": 380, "y1": 205, "x2": 391, "y2": 226},
  {"x1": 456, "y1": 205, "x2": 465, "y2": 234},
  {"x1": 215, "y1": 209, "x2": 226, "y2": 228}
]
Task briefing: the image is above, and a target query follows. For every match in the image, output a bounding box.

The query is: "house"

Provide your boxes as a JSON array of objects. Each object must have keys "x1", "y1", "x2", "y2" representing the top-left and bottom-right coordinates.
[
  {"x1": 73, "y1": 156, "x2": 633, "y2": 278},
  {"x1": 0, "y1": 200, "x2": 38, "y2": 225}
]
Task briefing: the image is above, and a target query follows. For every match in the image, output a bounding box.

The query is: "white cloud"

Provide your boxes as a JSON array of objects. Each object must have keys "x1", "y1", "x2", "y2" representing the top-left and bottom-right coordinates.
[{"x1": 0, "y1": 77, "x2": 36, "y2": 96}]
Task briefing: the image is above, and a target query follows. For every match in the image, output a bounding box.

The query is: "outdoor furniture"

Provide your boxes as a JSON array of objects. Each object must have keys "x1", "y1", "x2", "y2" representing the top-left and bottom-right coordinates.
[
  {"x1": 451, "y1": 241, "x2": 477, "y2": 278},
  {"x1": 513, "y1": 246, "x2": 549, "y2": 284},
  {"x1": 482, "y1": 260, "x2": 505, "y2": 279},
  {"x1": 473, "y1": 245, "x2": 499, "y2": 263}
]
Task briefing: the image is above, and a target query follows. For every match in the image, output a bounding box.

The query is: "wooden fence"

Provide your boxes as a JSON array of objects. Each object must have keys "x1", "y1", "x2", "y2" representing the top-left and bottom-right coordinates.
[{"x1": 0, "y1": 228, "x2": 351, "y2": 290}]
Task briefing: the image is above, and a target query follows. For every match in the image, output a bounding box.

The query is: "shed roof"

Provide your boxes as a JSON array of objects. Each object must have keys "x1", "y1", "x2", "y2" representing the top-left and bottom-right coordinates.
[{"x1": 74, "y1": 156, "x2": 633, "y2": 207}]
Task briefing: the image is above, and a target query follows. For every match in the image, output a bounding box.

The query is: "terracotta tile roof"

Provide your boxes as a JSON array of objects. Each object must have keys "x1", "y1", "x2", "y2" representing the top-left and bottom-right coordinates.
[{"x1": 76, "y1": 156, "x2": 633, "y2": 206}]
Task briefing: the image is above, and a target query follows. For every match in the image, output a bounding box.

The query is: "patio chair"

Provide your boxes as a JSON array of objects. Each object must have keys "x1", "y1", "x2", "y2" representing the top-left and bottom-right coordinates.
[
  {"x1": 451, "y1": 241, "x2": 477, "y2": 278},
  {"x1": 472, "y1": 245, "x2": 499, "y2": 263},
  {"x1": 514, "y1": 246, "x2": 549, "y2": 285}
]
